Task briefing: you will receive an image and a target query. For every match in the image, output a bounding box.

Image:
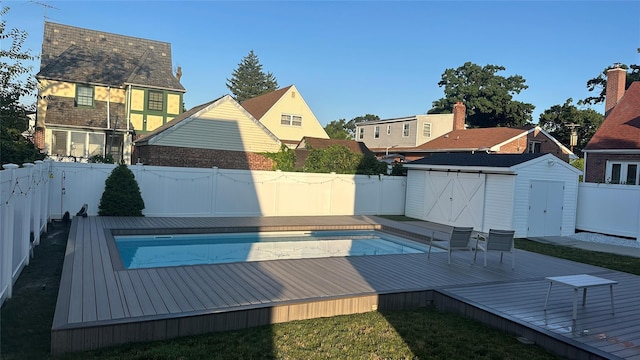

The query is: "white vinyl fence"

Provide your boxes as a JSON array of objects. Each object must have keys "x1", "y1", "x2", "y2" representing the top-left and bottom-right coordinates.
[
  {"x1": 576, "y1": 183, "x2": 640, "y2": 239},
  {"x1": 0, "y1": 160, "x2": 52, "y2": 305},
  {"x1": 47, "y1": 163, "x2": 407, "y2": 218}
]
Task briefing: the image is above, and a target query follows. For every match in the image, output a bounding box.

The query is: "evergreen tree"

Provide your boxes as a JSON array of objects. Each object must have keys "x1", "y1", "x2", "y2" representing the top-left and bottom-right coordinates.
[
  {"x1": 98, "y1": 164, "x2": 145, "y2": 216},
  {"x1": 226, "y1": 50, "x2": 278, "y2": 103}
]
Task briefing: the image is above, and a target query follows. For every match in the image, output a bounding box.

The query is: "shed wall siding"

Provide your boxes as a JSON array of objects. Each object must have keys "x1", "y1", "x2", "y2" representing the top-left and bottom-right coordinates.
[
  {"x1": 155, "y1": 101, "x2": 280, "y2": 152},
  {"x1": 405, "y1": 170, "x2": 426, "y2": 219},
  {"x1": 512, "y1": 158, "x2": 579, "y2": 237},
  {"x1": 482, "y1": 174, "x2": 515, "y2": 233}
]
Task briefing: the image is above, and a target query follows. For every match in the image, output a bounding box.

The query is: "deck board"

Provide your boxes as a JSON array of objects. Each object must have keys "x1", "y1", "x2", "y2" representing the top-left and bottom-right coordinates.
[{"x1": 52, "y1": 216, "x2": 640, "y2": 359}]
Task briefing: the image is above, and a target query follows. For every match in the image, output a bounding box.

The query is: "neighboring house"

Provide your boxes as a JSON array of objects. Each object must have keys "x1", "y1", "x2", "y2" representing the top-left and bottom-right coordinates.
[
  {"x1": 394, "y1": 125, "x2": 577, "y2": 163},
  {"x1": 583, "y1": 66, "x2": 640, "y2": 185},
  {"x1": 356, "y1": 102, "x2": 466, "y2": 159},
  {"x1": 294, "y1": 136, "x2": 375, "y2": 169},
  {"x1": 35, "y1": 22, "x2": 185, "y2": 164},
  {"x1": 134, "y1": 95, "x2": 281, "y2": 170},
  {"x1": 241, "y1": 85, "x2": 329, "y2": 148}
]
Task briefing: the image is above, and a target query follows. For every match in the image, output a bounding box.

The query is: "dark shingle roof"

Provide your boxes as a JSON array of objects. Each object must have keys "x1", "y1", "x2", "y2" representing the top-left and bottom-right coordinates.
[
  {"x1": 406, "y1": 152, "x2": 547, "y2": 167},
  {"x1": 584, "y1": 81, "x2": 640, "y2": 151},
  {"x1": 37, "y1": 22, "x2": 184, "y2": 91},
  {"x1": 241, "y1": 86, "x2": 293, "y2": 120}
]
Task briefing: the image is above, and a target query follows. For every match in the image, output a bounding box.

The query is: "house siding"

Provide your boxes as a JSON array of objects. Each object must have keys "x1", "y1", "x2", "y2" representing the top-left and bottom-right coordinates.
[
  {"x1": 356, "y1": 114, "x2": 454, "y2": 150},
  {"x1": 585, "y1": 153, "x2": 640, "y2": 183},
  {"x1": 134, "y1": 145, "x2": 274, "y2": 170},
  {"x1": 482, "y1": 174, "x2": 515, "y2": 233},
  {"x1": 152, "y1": 101, "x2": 281, "y2": 153},
  {"x1": 259, "y1": 87, "x2": 328, "y2": 143}
]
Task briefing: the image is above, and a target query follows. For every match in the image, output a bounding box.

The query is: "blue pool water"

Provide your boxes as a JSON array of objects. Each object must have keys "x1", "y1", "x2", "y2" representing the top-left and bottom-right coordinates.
[{"x1": 115, "y1": 230, "x2": 433, "y2": 269}]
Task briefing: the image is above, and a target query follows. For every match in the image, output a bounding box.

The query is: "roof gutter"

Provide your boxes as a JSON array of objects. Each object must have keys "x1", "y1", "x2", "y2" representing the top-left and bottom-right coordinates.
[{"x1": 403, "y1": 163, "x2": 516, "y2": 175}]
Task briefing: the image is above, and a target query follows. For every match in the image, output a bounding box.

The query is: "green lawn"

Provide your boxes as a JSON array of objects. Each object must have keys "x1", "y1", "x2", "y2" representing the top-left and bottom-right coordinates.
[{"x1": 3, "y1": 221, "x2": 639, "y2": 359}]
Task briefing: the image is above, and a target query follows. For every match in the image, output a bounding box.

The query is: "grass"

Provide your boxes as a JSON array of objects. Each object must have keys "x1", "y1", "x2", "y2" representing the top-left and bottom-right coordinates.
[{"x1": 2, "y1": 221, "x2": 639, "y2": 359}]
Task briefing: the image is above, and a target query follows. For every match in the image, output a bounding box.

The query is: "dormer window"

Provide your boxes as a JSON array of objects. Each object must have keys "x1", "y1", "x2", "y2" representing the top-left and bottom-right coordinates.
[
  {"x1": 528, "y1": 141, "x2": 541, "y2": 153},
  {"x1": 75, "y1": 85, "x2": 94, "y2": 107}
]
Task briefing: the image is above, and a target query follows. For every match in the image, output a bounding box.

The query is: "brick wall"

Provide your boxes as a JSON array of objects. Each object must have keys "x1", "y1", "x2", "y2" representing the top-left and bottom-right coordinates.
[
  {"x1": 134, "y1": 145, "x2": 274, "y2": 170},
  {"x1": 585, "y1": 153, "x2": 640, "y2": 183},
  {"x1": 498, "y1": 132, "x2": 571, "y2": 162}
]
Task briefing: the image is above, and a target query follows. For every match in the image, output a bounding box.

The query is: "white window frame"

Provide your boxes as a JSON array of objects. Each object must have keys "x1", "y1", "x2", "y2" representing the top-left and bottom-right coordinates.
[
  {"x1": 281, "y1": 114, "x2": 302, "y2": 126},
  {"x1": 50, "y1": 129, "x2": 105, "y2": 158},
  {"x1": 606, "y1": 161, "x2": 640, "y2": 185},
  {"x1": 402, "y1": 123, "x2": 410, "y2": 137},
  {"x1": 422, "y1": 122, "x2": 432, "y2": 138},
  {"x1": 387, "y1": 125, "x2": 391, "y2": 135},
  {"x1": 358, "y1": 127, "x2": 364, "y2": 140},
  {"x1": 374, "y1": 126, "x2": 380, "y2": 139}
]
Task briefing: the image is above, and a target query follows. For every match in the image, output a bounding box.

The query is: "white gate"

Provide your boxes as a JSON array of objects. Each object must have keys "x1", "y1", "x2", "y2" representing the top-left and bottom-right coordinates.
[
  {"x1": 528, "y1": 180, "x2": 564, "y2": 236},
  {"x1": 423, "y1": 171, "x2": 485, "y2": 229}
]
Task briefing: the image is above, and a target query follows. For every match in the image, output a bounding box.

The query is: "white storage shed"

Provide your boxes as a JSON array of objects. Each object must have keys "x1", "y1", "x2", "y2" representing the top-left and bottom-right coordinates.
[{"x1": 403, "y1": 153, "x2": 582, "y2": 238}]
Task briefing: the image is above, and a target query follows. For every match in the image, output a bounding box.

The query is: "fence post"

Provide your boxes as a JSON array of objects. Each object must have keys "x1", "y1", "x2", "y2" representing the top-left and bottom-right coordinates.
[
  {"x1": 42, "y1": 159, "x2": 52, "y2": 225},
  {"x1": 2, "y1": 164, "x2": 19, "y2": 299},
  {"x1": 22, "y1": 163, "x2": 35, "y2": 263},
  {"x1": 211, "y1": 167, "x2": 218, "y2": 216},
  {"x1": 32, "y1": 161, "x2": 43, "y2": 245}
]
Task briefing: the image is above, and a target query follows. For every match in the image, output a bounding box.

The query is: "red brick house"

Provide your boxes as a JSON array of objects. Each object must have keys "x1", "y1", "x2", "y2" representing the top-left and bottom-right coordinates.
[{"x1": 583, "y1": 66, "x2": 640, "y2": 185}]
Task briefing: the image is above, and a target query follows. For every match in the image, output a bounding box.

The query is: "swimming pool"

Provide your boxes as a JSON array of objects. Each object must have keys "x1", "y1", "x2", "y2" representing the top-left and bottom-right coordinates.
[{"x1": 114, "y1": 230, "x2": 434, "y2": 269}]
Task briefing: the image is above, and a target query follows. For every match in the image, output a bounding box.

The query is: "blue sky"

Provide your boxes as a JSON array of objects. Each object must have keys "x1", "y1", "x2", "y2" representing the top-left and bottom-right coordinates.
[{"x1": 3, "y1": 0, "x2": 639, "y2": 126}]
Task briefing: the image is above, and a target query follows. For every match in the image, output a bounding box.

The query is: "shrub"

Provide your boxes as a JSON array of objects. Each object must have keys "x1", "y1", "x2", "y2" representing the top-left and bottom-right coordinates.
[{"x1": 98, "y1": 164, "x2": 145, "y2": 216}]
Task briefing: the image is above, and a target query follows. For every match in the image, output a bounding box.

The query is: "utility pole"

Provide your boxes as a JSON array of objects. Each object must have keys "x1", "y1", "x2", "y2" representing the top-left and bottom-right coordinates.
[{"x1": 567, "y1": 123, "x2": 580, "y2": 153}]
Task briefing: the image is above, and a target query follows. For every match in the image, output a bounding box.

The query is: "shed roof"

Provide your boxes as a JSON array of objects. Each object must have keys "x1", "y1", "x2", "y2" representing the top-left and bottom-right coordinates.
[{"x1": 406, "y1": 152, "x2": 547, "y2": 167}]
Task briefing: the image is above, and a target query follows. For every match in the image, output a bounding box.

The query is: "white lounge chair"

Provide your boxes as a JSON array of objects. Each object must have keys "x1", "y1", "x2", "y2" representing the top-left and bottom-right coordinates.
[
  {"x1": 428, "y1": 226, "x2": 474, "y2": 265},
  {"x1": 474, "y1": 229, "x2": 516, "y2": 269}
]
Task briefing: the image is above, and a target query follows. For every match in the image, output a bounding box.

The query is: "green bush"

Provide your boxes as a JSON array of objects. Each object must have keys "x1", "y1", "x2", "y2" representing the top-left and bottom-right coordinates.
[{"x1": 98, "y1": 164, "x2": 145, "y2": 216}]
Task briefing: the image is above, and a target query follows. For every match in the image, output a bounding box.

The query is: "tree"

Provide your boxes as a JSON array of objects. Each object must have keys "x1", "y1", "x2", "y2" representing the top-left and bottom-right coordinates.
[
  {"x1": 302, "y1": 145, "x2": 385, "y2": 175},
  {"x1": 98, "y1": 164, "x2": 145, "y2": 216},
  {"x1": 324, "y1": 119, "x2": 352, "y2": 140},
  {"x1": 226, "y1": 50, "x2": 278, "y2": 103},
  {"x1": 579, "y1": 50, "x2": 640, "y2": 106},
  {"x1": 0, "y1": 6, "x2": 44, "y2": 165},
  {"x1": 538, "y1": 98, "x2": 604, "y2": 154},
  {"x1": 429, "y1": 62, "x2": 534, "y2": 128},
  {"x1": 262, "y1": 144, "x2": 296, "y2": 171},
  {"x1": 323, "y1": 114, "x2": 379, "y2": 140}
]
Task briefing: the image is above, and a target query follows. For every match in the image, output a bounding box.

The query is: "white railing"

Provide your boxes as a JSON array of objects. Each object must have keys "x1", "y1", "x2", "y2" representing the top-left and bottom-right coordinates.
[
  {"x1": 576, "y1": 182, "x2": 640, "y2": 239},
  {"x1": 0, "y1": 160, "x2": 53, "y2": 305}
]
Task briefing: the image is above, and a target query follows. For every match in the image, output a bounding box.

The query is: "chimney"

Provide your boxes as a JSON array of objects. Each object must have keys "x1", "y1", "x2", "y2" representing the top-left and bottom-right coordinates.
[
  {"x1": 176, "y1": 66, "x2": 183, "y2": 82},
  {"x1": 453, "y1": 101, "x2": 466, "y2": 130},
  {"x1": 605, "y1": 64, "x2": 626, "y2": 114}
]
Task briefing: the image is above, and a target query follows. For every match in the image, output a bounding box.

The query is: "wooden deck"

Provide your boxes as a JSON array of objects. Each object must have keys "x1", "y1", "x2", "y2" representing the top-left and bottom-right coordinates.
[{"x1": 52, "y1": 216, "x2": 640, "y2": 359}]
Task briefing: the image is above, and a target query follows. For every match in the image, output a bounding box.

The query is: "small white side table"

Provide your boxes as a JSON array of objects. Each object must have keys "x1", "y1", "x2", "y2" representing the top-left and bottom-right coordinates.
[{"x1": 544, "y1": 274, "x2": 618, "y2": 320}]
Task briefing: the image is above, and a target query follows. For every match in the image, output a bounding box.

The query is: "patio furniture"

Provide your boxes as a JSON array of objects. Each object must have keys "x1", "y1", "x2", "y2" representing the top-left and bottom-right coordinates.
[
  {"x1": 543, "y1": 274, "x2": 618, "y2": 320},
  {"x1": 474, "y1": 229, "x2": 516, "y2": 269},
  {"x1": 428, "y1": 226, "x2": 474, "y2": 265}
]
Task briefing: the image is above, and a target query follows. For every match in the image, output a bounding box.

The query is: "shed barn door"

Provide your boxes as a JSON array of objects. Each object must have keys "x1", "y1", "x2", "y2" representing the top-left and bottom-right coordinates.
[
  {"x1": 423, "y1": 172, "x2": 485, "y2": 229},
  {"x1": 528, "y1": 180, "x2": 564, "y2": 237}
]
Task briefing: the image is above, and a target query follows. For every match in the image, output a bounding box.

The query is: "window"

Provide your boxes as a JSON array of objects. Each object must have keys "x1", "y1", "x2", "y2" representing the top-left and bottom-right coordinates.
[
  {"x1": 403, "y1": 123, "x2": 410, "y2": 137},
  {"x1": 606, "y1": 161, "x2": 640, "y2": 185},
  {"x1": 422, "y1": 123, "x2": 432, "y2": 137},
  {"x1": 387, "y1": 125, "x2": 391, "y2": 135},
  {"x1": 528, "y1": 141, "x2": 541, "y2": 153},
  {"x1": 281, "y1": 114, "x2": 302, "y2": 126},
  {"x1": 148, "y1": 91, "x2": 164, "y2": 111},
  {"x1": 75, "y1": 85, "x2": 94, "y2": 107},
  {"x1": 50, "y1": 129, "x2": 105, "y2": 158},
  {"x1": 358, "y1": 128, "x2": 364, "y2": 140},
  {"x1": 374, "y1": 126, "x2": 380, "y2": 138}
]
